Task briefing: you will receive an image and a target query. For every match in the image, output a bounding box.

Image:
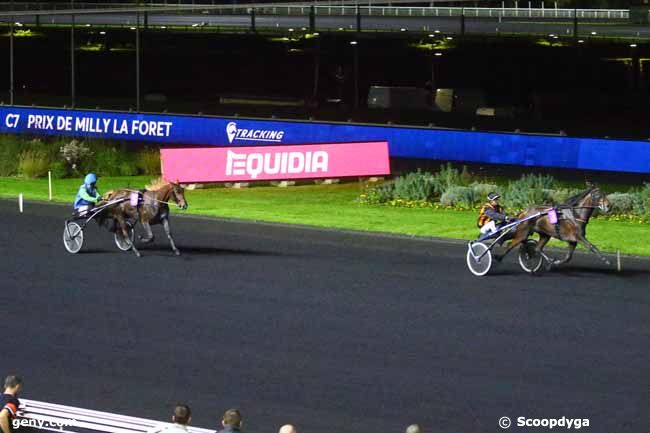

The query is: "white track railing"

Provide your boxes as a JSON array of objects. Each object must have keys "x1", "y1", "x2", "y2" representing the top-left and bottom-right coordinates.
[
  {"x1": 306, "y1": 6, "x2": 629, "y2": 19},
  {"x1": 18, "y1": 399, "x2": 215, "y2": 433},
  {"x1": 0, "y1": 3, "x2": 635, "y2": 20}
]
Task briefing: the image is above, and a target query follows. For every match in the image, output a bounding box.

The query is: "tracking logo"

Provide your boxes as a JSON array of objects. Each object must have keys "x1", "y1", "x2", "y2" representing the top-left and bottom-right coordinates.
[{"x1": 226, "y1": 122, "x2": 285, "y2": 144}]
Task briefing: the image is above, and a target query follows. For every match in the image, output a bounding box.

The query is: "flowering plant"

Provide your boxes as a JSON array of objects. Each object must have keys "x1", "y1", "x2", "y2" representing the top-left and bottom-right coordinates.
[{"x1": 60, "y1": 139, "x2": 92, "y2": 172}]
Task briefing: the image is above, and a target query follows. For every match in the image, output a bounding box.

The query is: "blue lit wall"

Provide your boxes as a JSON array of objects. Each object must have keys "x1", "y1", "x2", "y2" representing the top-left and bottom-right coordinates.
[{"x1": 1, "y1": 106, "x2": 648, "y2": 173}]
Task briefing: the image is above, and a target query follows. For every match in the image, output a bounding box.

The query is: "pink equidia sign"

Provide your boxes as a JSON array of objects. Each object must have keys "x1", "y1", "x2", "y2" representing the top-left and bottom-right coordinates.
[
  {"x1": 547, "y1": 208, "x2": 558, "y2": 224},
  {"x1": 160, "y1": 141, "x2": 390, "y2": 183}
]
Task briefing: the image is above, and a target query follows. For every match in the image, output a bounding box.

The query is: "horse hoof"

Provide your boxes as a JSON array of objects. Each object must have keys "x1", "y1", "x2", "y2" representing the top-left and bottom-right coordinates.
[
  {"x1": 135, "y1": 252, "x2": 142, "y2": 257},
  {"x1": 174, "y1": 250, "x2": 181, "y2": 256}
]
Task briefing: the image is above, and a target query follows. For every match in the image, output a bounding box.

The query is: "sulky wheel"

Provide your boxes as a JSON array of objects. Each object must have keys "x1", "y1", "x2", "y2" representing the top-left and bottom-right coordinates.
[
  {"x1": 466, "y1": 241, "x2": 492, "y2": 276},
  {"x1": 63, "y1": 221, "x2": 84, "y2": 254},
  {"x1": 518, "y1": 239, "x2": 544, "y2": 274},
  {"x1": 114, "y1": 223, "x2": 135, "y2": 252}
]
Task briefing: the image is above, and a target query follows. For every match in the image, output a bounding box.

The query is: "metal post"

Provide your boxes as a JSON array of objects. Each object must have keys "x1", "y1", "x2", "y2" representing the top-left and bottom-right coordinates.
[
  {"x1": 309, "y1": 5, "x2": 315, "y2": 32},
  {"x1": 460, "y1": 7, "x2": 465, "y2": 36},
  {"x1": 136, "y1": 10, "x2": 141, "y2": 112},
  {"x1": 71, "y1": 10, "x2": 76, "y2": 108},
  {"x1": 311, "y1": 36, "x2": 320, "y2": 103},
  {"x1": 632, "y1": 47, "x2": 640, "y2": 91},
  {"x1": 250, "y1": 7, "x2": 256, "y2": 32},
  {"x1": 9, "y1": 22, "x2": 14, "y2": 105},
  {"x1": 573, "y1": 8, "x2": 578, "y2": 38},
  {"x1": 431, "y1": 54, "x2": 436, "y2": 92},
  {"x1": 356, "y1": 5, "x2": 361, "y2": 32},
  {"x1": 9, "y1": 0, "x2": 14, "y2": 104},
  {"x1": 353, "y1": 43, "x2": 359, "y2": 109}
]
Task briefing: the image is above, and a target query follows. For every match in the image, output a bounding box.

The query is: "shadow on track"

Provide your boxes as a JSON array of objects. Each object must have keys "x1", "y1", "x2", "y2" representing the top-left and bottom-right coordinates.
[
  {"x1": 475, "y1": 264, "x2": 649, "y2": 278},
  {"x1": 134, "y1": 245, "x2": 287, "y2": 257},
  {"x1": 73, "y1": 249, "x2": 108, "y2": 254},
  {"x1": 548, "y1": 265, "x2": 650, "y2": 277},
  {"x1": 488, "y1": 265, "x2": 649, "y2": 278},
  {"x1": 63, "y1": 245, "x2": 289, "y2": 257}
]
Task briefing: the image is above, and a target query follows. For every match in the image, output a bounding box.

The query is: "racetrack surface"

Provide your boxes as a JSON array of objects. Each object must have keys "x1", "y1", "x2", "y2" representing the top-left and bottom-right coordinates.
[{"x1": 2, "y1": 199, "x2": 649, "y2": 433}]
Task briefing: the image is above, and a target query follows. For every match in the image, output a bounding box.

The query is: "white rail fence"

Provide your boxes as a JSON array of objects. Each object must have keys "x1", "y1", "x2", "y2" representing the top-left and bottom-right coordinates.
[
  {"x1": 18, "y1": 399, "x2": 215, "y2": 433},
  {"x1": 0, "y1": 3, "x2": 635, "y2": 20},
  {"x1": 265, "y1": 6, "x2": 630, "y2": 19}
]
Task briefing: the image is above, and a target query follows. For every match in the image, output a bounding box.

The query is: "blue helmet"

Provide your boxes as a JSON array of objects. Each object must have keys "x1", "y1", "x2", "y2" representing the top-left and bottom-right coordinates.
[{"x1": 84, "y1": 173, "x2": 97, "y2": 185}]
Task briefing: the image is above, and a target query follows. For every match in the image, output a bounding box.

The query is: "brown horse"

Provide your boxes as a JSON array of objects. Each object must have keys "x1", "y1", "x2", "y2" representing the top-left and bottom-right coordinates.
[
  {"x1": 105, "y1": 178, "x2": 188, "y2": 257},
  {"x1": 498, "y1": 185, "x2": 612, "y2": 268}
]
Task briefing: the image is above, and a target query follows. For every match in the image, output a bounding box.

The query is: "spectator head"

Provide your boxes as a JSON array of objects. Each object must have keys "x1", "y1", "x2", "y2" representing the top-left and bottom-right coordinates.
[
  {"x1": 278, "y1": 425, "x2": 296, "y2": 433},
  {"x1": 3, "y1": 376, "x2": 23, "y2": 394},
  {"x1": 221, "y1": 409, "x2": 242, "y2": 429},
  {"x1": 405, "y1": 425, "x2": 421, "y2": 433},
  {"x1": 172, "y1": 404, "x2": 191, "y2": 425}
]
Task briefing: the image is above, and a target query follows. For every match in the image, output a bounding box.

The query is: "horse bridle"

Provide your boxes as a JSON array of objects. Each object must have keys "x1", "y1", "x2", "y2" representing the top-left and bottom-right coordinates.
[
  {"x1": 170, "y1": 185, "x2": 188, "y2": 209},
  {"x1": 568, "y1": 189, "x2": 607, "y2": 223}
]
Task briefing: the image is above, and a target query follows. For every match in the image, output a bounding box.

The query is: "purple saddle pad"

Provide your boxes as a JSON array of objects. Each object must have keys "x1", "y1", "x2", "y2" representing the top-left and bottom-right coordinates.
[{"x1": 130, "y1": 192, "x2": 139, "y2": 207}]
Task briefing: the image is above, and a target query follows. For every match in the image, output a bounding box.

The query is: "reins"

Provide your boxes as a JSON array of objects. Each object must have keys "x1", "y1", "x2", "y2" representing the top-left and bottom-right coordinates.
[
  {"x1": 120, "y1": 188, "x2": 179, "y2": 207},
  {"x1": 553, "y1": 191, "x2": 606, "y2": 224},
  {"x1": 562, "y1": 205, "x2": 601, "y2": 209}
]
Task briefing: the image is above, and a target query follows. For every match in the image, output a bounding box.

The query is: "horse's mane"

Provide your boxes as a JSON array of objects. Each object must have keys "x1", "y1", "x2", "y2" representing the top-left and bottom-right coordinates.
[
  {"x1": 145, "y1": 177, "x2": 169, "y2": 191},
  {"x1": 564, "y1": 187, "x2": 594, "y2": 206}
]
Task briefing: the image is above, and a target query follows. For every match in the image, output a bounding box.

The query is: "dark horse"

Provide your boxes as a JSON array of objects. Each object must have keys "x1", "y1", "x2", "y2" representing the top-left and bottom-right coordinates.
[
  {"x1": 105, "y1": 179, "x2": 188, "y2": 257},
  {"x1": 498, "y1": 184, "x2": 612, "y2": 268}
]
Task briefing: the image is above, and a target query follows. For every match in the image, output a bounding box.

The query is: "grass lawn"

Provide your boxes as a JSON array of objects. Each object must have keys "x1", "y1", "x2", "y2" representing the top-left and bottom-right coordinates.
[{"x1": 2, "y1": 176, "x2": 649, "y2": 256}]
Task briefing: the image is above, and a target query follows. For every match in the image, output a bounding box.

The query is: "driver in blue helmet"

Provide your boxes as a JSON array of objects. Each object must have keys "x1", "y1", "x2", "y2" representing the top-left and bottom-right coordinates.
[{"x1": 73, "y1": 173, "x2": 103, "y2": 215}]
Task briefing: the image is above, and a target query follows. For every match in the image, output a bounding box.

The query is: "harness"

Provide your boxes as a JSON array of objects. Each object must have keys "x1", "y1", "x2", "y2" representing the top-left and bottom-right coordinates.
[
  {"x1": 550, "y1": 189, "x2": 602, "y2": 239},
  {"x1": 122, "y1": 188, "x2": 178, "y2": 207},
  {"x1": 549, "y1": 207, "x2": 568, "y2": 240}
]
